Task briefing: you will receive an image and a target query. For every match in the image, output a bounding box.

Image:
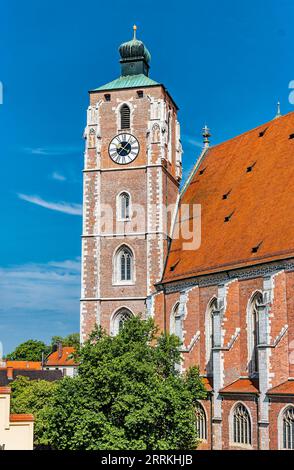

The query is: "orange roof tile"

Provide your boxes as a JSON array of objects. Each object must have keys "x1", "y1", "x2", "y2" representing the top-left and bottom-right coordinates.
[
  {"x1": 0, "y1": 387, "x2": 11, "y2": 394},
  {"x1": 46, "y1": 347, "x2": 77, "y2": 366},
  {"x1": 163, "y1": 112, "x2": 294, "y2": 283},
  {"x1": 10, "y1": 414, "x2": 34, "y2": 422},
  {"x1": 5, "y1": 361, "x2": 42, "y2": 370},
  {"x1": 220, "y1": 378, "x2": 259, "y2": 395},
  {"x1": 267, "y1": 379, "x2": 294, "y2": 396}
]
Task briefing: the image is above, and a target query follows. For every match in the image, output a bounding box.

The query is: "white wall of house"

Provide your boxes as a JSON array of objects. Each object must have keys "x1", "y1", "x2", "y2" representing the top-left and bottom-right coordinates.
[
  {"x1": 0, "y1": 389, "x2": 34, "y2": 450},
  {"x1": 45, "y1": 365, "x2": 77, "y2": 378}
]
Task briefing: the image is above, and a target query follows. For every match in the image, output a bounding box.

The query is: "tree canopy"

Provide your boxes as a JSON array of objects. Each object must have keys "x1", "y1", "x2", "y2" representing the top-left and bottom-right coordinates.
[
  {"x1": 51, "y1": 333, "x2": 80, "y2": 349},
  {"x1": 10, "y1": 376, "x2": 57, "y2": 447},
  {"x1": 6, "y1": 333, "x2": 79, "y2": 361},
  {"x1": 44, "y1": 316, "x2": 207, "y2": 450},
  {"x1": 6, "y1": 339, "x2": 50, "y2": 362}
]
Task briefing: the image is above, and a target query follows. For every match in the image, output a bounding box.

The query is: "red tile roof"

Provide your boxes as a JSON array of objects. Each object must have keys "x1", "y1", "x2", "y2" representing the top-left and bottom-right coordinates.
[
  {"x1": 0, "y1": 387, "x2": 11, "y2": 394},
  {"x1": 267, "y1": 379, "x2": 294, "y2": 396},
  {"x1": 5, "y1": 361, "x2": 42, "y2": 370},
  {"x1": 46, "y1": 347, "x2": 77, "y2": 366},
  {"x1": 10, "y1": 414, "x2": 34, "y2": 422},
  {"x1": 220, "y1": 378, "x2": 259, "y2": 395},
  {"x1": 163, "y1": 112, "x2": 294, "y2": 283}
]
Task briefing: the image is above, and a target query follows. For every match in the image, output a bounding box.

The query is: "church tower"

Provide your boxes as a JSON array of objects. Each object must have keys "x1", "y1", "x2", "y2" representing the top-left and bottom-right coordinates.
[{"x1": 81, "y1": 27, "x2": 182, "y2": 341}]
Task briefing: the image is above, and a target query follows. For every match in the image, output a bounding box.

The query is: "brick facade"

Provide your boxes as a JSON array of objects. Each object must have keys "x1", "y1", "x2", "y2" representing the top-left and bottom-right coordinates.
[
  {"x1": 80, "y1": 34, "x2": 294, "y2": 450},
  {"x1": 81, "y1": 84, "x2": 181, "y2": 341},
  {"x1": 153, "y1": 267, "x2": 294, "y2": 449}
]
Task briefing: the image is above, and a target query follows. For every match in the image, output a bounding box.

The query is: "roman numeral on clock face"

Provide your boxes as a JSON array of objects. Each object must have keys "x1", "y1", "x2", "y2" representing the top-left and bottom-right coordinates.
[{"x1": 108, "y1": 133, "x2": 140, "y2": 165}]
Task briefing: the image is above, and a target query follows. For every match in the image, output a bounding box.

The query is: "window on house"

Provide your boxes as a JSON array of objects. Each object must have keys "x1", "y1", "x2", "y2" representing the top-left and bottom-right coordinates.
[
  {"x1": 104, "y1": 93, "x2": 111, "y2": 101},
  {"x1": 195, "y1": 403, "x2": 207, "y2": 440},
  {"x1": 114, "y1": 246, "x2": 134, "y2": 283},
  {"x1": 112, "y1": 308, "x2": 133, "y2": 336},
  {"x1": 232, "y1": 404, "x2": 251, "y2": 446},
  {"x1": 120, "y1": 104, "x2": 130, "y2": 129},
  {"x1": 137, "y1": 90, "x2": 143, "y2": 98},
  {"x1": 205, "y1": 298, "x2": 216, "y2": 376},
  {"x1": 119, "y1": 192, "x2": 130, "y2": 220},
  {"x1": 248, "y1": 293, "x2": 262, "y2": 376},
  {"x1": 282, "y1": 407, "x2": 294, "y2": 449}
]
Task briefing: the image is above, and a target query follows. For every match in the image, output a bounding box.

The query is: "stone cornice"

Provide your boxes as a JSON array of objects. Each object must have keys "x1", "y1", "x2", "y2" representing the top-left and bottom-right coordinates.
[{"x1": 158, "y1": 258, "x2": 294, "y2": 293}]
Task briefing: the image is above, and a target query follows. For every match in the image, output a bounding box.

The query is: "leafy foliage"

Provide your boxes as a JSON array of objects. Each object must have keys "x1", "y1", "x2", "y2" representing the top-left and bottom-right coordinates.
[
  {"x1": 6, "y1": 339, "x2": 50, "y2": 361},
  {"x1": 6, "y1": 333, "x2": 80, "y2": 361},
  {"x1": 10, "y1": 376, "x2": 57, "y2": 447},
  {"x1": 45, "y1": 317, "x2": 207, "y2": 450},
  {"x1": 51, "y1": 333, "x2": 80, "y2": 350}
]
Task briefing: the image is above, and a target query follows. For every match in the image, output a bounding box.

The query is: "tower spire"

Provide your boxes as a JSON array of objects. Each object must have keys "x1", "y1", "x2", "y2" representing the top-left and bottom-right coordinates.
[
  {"x1": 119, "y1": 26, "x2": 151, "y2": 77},
  {"x1": 274, "y1": 100, "x2": 282, "y2": 119},
  {"x1": 202, "y1": 124, "x2": 211, "y2": 149}
]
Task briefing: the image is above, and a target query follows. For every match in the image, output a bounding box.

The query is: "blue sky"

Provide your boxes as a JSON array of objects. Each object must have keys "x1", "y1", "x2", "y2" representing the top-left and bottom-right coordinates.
[{"x1": 0, "y1": 0, "x2": 293, "y2": 354}]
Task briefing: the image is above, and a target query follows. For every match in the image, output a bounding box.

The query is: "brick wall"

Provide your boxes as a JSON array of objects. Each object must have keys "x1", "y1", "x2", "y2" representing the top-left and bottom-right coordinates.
[
  {"x1": 81, "y1": 85, "x2": 180, "y2": 340},
  {"x1": 153, "y1": 267, "x2": 294, "y2": 449}
]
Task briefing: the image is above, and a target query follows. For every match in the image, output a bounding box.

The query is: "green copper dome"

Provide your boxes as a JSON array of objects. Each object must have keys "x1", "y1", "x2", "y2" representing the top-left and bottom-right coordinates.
[
  {"x1": 119, "y1": 37, "x2": 151, "y2": 64},
  {"x1": 119, "y1": 26, "x2": 151, "y2": 77}
]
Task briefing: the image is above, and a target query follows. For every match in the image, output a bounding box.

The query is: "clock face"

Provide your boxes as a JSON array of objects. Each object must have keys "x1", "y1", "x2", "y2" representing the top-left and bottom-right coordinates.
[{"x1": 108, "y1": 133, "x2": 140, "y2": 165}]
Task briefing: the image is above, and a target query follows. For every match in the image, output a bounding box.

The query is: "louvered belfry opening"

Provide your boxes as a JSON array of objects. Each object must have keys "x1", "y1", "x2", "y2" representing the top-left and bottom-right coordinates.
[{"x1": 120, "y1": 104, "x2": 130, "y2": 129}]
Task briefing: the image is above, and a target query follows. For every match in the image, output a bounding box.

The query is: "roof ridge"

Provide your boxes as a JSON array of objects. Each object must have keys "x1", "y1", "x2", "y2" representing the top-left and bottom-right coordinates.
[{"x1": 209, "y1": 110, "x2": 294, "y2": 151}]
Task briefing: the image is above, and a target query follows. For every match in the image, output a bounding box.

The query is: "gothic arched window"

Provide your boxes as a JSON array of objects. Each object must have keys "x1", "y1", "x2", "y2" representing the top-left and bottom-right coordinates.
[
  {"x1": 170, "y1": 303, "x2": 182, "y2": 340},
  {"x1": 205, "y1": 298, "x2": 216, "y2": 376},
  {"x1": 118, "y1": 192, "x2": 130, "y2": 220},
  {"x1": 232, "y1": 403, "x2": 251, "y2": 446},
  {"x1": 282, "y1": 406, "x2": 294, "y2": 449},
  {"x1": 247, "y1": 292, "x2": 262, "y2": 376},
  {"x1": 111, "y1": 308, "x2": 133, "y2": 336},
  {"x1": 120, "y1": 104, "x2": 130, "y2": 129},
  {"x1": 114, "y1": 246, "x2": 134, "y2": 283},
  {"x1": 195, "y1": 403, "x2": 207, "y2": 441}
]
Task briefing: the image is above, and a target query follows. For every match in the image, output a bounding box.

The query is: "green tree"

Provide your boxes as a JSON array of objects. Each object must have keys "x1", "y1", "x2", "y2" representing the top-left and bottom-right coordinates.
[
  {"x1": 10, "y1": 376, "x2": 57, "y2": 447},
  {"x1": 45, "y1": 316, "x2": 206, "y2": 450},
  {"x1": 6, "y1": 339, "x2": 50, "y2": 361},
  {"x1": 51, "y1": 333, "x2": 80, "y2": 350}
]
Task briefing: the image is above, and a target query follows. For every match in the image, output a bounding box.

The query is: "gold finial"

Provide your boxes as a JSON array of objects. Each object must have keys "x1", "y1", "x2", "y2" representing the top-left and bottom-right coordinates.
[{"x1": 133, "y1": 24, "x2": 137, "y2": 39}]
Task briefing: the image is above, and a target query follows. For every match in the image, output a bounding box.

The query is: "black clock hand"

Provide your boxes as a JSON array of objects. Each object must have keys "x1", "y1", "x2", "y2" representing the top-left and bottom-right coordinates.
[{"x1": 118, "y1": 141, "x2": 131, "y2": 155}]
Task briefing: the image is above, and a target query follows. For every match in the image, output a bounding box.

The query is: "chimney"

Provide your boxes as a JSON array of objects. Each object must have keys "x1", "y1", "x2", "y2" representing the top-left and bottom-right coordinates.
[
  {"x1": 6, "y1": 367, "x2": 13, "y2": 381},
  {"x1": 57, "y1": 342, "x2": 63, "y2": 360}
]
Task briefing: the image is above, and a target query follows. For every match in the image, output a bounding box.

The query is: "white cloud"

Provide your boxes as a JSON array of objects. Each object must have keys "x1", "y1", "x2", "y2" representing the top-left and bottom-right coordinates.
[
  {"x1": 24, "y1": 145, "x2": 82, "y2": 156},
  {"x1": 51, "y1": 171, "x2": 67, "y2": 182},
  {"x1": 181, "y1": 134, "x2": 203, "y2": 149},
  {"x1": 18, "y1": 193, "x2": 82, "y2": 216},
  {"x1": 0, "y1": 259, "x2": 81, "y2": 353},
  {"x1": 48, "y1": 259, "x2": 81, "y2": 272}
]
